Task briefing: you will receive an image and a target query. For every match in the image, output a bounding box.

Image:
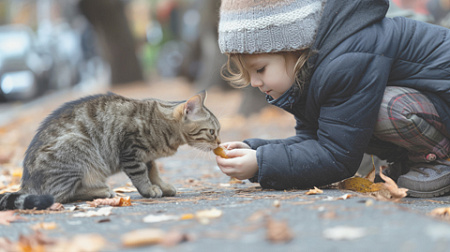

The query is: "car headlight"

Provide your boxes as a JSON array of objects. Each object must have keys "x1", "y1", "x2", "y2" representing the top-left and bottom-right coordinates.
[{"x1": 1, "y1": 71, "x2": 36, "y2": 100}]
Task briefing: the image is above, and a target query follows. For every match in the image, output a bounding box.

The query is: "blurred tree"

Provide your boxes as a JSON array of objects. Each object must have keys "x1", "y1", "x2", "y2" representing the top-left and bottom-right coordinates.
[{"x1": 78, "y1": 0, "x2": 143, "y2": 85}]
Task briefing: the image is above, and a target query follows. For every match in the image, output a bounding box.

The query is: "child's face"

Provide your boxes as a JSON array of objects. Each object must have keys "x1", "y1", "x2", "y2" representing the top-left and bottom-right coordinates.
[{"x1": 243, "y1": 53, "x2": 297, "y2": 100}]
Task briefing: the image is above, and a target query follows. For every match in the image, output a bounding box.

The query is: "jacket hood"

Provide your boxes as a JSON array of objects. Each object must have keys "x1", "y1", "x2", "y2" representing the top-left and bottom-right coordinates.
[{"x1": 310, "y1": 0, "x2": 390, "y2": 68}]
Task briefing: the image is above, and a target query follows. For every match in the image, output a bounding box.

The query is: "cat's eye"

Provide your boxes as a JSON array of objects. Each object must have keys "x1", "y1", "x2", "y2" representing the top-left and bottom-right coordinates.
[
  {"x1": 209, "y1": 129, "x2": 215, "y2": 135},
  {"x1": 256, "y1": 66, "x2": 265, "y2": 73}
]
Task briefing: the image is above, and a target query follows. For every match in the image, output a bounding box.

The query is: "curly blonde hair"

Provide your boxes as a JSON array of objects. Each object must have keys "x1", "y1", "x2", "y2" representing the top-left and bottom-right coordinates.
[{"x1": 221, "y1": 49, "x2": 312, "y2": 92}]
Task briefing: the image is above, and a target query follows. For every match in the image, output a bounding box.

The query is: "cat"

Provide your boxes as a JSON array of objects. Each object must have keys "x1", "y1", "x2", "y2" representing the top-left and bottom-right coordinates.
[{"x1": 0, "y1": 90, "x2": 221, "y2": 210}]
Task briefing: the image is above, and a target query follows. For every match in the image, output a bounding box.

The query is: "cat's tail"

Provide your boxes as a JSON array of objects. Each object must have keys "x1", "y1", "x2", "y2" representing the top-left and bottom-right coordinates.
[{"x1": 0, "y1": 192, "x2": 54, "y2": 210}]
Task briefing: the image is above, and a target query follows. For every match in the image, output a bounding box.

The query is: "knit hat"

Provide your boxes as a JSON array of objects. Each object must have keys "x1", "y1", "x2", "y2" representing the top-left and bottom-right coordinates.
[{"x1": 218, "y1": 0, "x2": 325, "y2": 54}]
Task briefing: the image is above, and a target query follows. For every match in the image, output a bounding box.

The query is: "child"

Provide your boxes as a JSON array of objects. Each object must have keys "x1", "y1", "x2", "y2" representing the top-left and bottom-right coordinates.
[{"x1": 215, "y1": 0, "x2": 450, "y2": 197}]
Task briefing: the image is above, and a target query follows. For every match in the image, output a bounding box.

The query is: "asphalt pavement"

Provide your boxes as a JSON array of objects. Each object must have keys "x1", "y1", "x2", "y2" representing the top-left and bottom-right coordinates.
[{"x1": 1, "y1": 81, "x2": 450, "y2": 252}]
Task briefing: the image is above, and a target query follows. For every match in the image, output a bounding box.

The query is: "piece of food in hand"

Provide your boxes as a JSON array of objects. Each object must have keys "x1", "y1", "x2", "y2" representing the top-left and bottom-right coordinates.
[{"x1": 213, "y1": 146, "x2": 228, "y2": 158}]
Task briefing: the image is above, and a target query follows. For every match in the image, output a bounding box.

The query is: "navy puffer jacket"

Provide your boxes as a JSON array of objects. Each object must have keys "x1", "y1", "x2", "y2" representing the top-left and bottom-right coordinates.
[{"x1": 245, "y1": 0, "x2": 450, "y2": 190}]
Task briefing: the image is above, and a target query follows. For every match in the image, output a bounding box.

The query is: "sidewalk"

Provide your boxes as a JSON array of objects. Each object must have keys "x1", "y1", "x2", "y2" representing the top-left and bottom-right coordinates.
[{"x1": 1, "y1": 80, "x2": 450, "y2": 252}]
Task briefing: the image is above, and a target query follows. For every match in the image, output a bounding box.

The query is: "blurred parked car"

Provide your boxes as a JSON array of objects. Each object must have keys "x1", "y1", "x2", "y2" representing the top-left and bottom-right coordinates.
[{"x1": 0, "y1": 25, "x2": 51, "y2": 102}]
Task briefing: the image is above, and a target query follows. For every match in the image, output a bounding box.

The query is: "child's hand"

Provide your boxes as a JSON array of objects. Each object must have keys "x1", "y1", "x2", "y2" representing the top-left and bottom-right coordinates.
[
  {"x1": 216, "y1": 148, "x2": 258, "y2": 180},
  {"x1": 220, "y1": 141, "x2": 251, "y2": 150}
]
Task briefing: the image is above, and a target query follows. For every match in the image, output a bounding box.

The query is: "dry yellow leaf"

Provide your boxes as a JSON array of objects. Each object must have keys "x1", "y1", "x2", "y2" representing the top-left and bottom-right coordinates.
[
  {"x1": 180, "y1": 213, "x2": 195, "y2": 220},
  {"x1": 430, "y1": 207, "x2": 450, "y2": 220},
  {"x1": 122, "y1": 229, "x2": 165, "y2": 247},
  {"x1": 338, "y1": 177, "x2": 383, "y2": 193},
  {"x1": 195, "y1": 208, "x2": 223, "y2": 219},
  {"x1": 378, "y1": 167, "x2": 408, "y2": 199},
  {"x1": 305, "y1": 186, "x2": 323, "y2": 195},
  {"x1": 229, "y1": 177, "x2": 244, "y2": 184}
]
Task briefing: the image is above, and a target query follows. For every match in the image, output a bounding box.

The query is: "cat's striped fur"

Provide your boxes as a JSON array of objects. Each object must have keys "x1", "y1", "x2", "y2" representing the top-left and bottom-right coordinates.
[{"x1": 0, "y1": 91, "x2": 220, "y2": 210}]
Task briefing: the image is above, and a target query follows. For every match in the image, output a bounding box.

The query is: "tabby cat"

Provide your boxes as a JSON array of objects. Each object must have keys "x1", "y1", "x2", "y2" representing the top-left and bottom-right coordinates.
[{"x1": 0, "y1": 91, "x2": 220, "y2": 210}]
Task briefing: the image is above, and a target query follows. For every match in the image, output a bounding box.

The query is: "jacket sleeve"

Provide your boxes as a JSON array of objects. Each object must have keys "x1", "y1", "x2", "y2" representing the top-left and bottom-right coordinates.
[
  {"x1": 244, "y1": 117, "x2": 317, "y2": 149},
  {"x1": 252, "y1": 53, "x2": 392, "y2": 189}
]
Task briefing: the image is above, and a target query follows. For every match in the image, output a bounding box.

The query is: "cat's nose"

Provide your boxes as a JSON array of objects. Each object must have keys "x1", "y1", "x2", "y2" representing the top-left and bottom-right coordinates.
[{"x1": 216, "y1": 138, "x2": 221, "y2": 146}]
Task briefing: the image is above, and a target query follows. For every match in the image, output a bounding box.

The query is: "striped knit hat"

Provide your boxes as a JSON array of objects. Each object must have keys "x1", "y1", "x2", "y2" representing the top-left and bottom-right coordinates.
[{"x1": 218, "y1": 0, "x2": 325, "y2": 54}]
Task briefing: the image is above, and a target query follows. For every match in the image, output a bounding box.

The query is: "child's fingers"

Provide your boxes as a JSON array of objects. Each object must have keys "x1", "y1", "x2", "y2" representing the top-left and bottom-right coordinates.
[
  {"x1": 221, "y1": 141, "x2": 250, "y2": 150},
  {"x1": 225, "y1": 149, "x2": 249, "y2": 158},
  {"x1": 215, "y1": 157, "x2": 236, "y2": 175}
]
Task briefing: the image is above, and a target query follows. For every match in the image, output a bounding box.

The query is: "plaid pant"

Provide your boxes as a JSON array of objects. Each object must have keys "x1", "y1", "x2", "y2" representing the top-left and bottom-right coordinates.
[{"x1": 368, "y1": 86, "x2": 450, "y2": 163}]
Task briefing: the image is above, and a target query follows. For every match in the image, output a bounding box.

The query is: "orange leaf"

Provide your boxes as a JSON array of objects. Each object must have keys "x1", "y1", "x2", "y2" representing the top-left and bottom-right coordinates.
[
  {"x1": 213, "y1": 146, "x2": 228, "y2": 158},
  {"x1": 119, "y1": 197, "x2": 132, "y2": 206}
]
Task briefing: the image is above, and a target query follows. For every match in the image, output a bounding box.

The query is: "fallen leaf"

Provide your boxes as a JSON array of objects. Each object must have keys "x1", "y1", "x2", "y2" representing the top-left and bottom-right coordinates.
[
  {"x1": 305, "y1": 186, "x2": 323, "y2": 195},
  {"x1": 48, "y1": 234, "x2": 106, "y2": 252},
  {"x1": 0, "y1": 184, "x2": 20, "y2": 194},
  {"x1": 319, "y1": 211, "x2": 337, "y2": 220},
  {"x1": 160, "y1": 230, "x2": 192, "y2": 247},
  {"x1": 323, "y1": 194, "x2": 353, "y2": 201},
  {"x1": 0, "y1": 237, "x2": 16, "y2": 251},
  {"x1": 143, "y1": 214, "x2": 180, "y2": 223},
  {"x1": 378, "y1": 166, "x2": 408, "y2": 200},
  {"x1": 180, "y1": 213, "x2": 195, "y2": 220},
  {"x1": 323, "y1": 226, "x2": 367, "y2": 240},
  {"x1": 213, "y1": 146, "x2": 228, "y2": 158},
  {"x1": 18, "y1": 231, "x2": 58, "y2": 252},
  {"x1": 365, "y1": 166, "x2": 376, "y2": 181},
  {"x1": 73, "y1": 207, "x2": 113, "y2": 218},
  {"x1": 113, "y1": 186, "x2": 137, "y2": 193},
  {"x1": 0, "y1": 211, "x2": 26, "y2": 225},
  {"x1": 338, "y1": 177, "x2": 383, "y2": 193},
  {"x1": 229, "y1": 177, "x2": 244, "y2": 184},
  {"x1": 266, "y1": 218, "x2": 293, "y2": 243},
  {"x1": 0, "y1": 151, "x2": 13, "y2": 164},
  {"x1": 87, "y1": 197, "x2": 131, "y2": 207},
  {"x1": 31, "y1": 222, "x2": 58, "y2": 231},
  {"x1": 429, "y1": 207, "x2": 450, "y2": 220},
  {"x1": 273, "y1": 200, "x2": 281, "y2": 208},
  {"x1": 48, "y1": 203, "x2": 64, "y2": 211},
  {"x1": 196, "y1": 208, "x2": 222, "y2": 218},
  {"x1": 122, "y1": 229, "x2": 165, "y2": 247},
  {"x1": 247, "y1": 210, "x2": 269, "y2": 222},
  {"x1": 96, "y1": 218, "x2": 111, "y2": 223}
]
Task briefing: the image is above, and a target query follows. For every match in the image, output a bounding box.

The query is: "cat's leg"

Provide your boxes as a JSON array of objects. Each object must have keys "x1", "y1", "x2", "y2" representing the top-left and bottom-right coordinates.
[
  {"x1": 70, "y1": 186, "x2": 116, "y2": 202},
  {"x1": 122, "y1": 162, "x2": 163, "y2": 198},
  {"x1": 147, "y1": 161, "x2": 176, "y2": 197}
]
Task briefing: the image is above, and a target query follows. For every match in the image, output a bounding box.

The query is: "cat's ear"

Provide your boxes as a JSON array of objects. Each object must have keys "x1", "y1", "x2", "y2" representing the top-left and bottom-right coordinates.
[
  {"x1": 173, "y1": 91, "x2": 207, "y2": 120},
  {"x1": 184, "y1": 91, "x2": 206, "y2": 120}
]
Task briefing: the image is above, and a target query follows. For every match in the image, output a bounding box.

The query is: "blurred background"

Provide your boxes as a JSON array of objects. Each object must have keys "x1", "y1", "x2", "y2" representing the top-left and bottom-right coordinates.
[
  {"x1": 0, "y1": 0, "x2": 448, "y2": 113},
  {"x1": 0, "y1": 0, "x2": 449, "y2": 186}
]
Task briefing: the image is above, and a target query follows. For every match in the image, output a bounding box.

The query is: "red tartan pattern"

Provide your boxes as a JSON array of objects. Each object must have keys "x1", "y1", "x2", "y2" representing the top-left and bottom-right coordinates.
[{"x1": 373, "y1": 86, "x2": 450, "y2": 162}]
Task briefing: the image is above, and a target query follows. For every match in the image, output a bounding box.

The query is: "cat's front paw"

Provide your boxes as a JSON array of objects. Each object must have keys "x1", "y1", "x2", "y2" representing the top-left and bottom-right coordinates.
[
  {"x1": 160, "y1": 183, "x2": 176, "y2": 197},
  {"x1": 140, "y1": 185, "x2": 163, "y2": 198},
  {"x1": 107, "y1": 189, "x2": 117, "y2": 198}
]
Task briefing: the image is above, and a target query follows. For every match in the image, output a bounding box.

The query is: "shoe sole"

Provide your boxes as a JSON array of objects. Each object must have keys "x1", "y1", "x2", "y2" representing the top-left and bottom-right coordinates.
[{"x1": 406, "y1": 184, "x2": 450, "y2": 198}]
